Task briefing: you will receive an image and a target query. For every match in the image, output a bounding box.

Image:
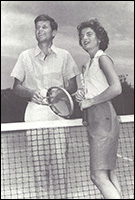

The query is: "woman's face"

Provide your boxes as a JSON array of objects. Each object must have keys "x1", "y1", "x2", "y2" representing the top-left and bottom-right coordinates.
[{"x1": 80, "y1": 27, "x2": 100, "y2": 52}]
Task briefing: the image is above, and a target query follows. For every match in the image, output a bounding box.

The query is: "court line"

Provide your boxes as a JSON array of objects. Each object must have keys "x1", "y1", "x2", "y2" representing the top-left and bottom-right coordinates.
[{"x1": 117, "y1": 154, "x2": 133, "y2": 162}]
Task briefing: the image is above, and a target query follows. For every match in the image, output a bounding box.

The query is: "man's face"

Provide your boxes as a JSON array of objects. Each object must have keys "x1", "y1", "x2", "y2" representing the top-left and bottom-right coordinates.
[{"x1": 35, "y1": 20, "x2": 56, "y2": 43}]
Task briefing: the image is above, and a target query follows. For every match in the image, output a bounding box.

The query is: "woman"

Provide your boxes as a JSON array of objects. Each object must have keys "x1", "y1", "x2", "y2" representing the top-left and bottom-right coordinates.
[{"x1": 75, "y1": 18, "x2": 122, "y2": 199}]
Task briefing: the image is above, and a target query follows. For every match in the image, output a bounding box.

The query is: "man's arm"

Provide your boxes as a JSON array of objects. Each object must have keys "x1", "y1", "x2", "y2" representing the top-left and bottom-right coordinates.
[
  {"x1": 64, "y1": 51, "x2": 81, "y2": 95},
  {"x1": 13, "y1": 78, "x2": 44, "y2": 104},
  {"x1": 13, "y1": 78, "x2": 34, "y2": 99},
  {"x1": 65, "y1": 77, "x2": 77, "y2": 95}
]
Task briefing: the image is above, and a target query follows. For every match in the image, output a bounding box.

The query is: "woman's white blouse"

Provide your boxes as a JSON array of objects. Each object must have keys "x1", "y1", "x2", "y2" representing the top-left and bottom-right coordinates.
[{"x1": 84, "y1": 50, "x2": 110, "y2": 99}]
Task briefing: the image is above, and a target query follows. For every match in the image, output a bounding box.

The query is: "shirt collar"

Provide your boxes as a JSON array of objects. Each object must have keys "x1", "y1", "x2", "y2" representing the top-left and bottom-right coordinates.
[
  {"x1": 93, "y1": 49, "x2": 104, "y2": 59},
  {"x1": 85, "y1": 49, "x2": 104, "y2": 69},
  {"x1": 34, "y1": 44, "x2": 58, "y2": 57},
  {"x1": 50, "y1": 45, "x2": 59, "y2": 54}
]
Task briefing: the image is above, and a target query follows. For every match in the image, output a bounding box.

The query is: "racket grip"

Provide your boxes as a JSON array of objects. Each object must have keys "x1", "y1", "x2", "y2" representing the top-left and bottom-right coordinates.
[{"x1": 82, "y1": 109, "x2": 88, "y2": 126}]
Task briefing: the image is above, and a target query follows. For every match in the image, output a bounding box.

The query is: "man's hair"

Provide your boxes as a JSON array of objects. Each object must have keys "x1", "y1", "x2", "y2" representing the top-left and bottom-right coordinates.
[
  {"x1": 34, "y1": 14, "x2": 58, "y2": 31},
  {"x1": 77, "y1": 18, "x2": 109, "y2": 51}
]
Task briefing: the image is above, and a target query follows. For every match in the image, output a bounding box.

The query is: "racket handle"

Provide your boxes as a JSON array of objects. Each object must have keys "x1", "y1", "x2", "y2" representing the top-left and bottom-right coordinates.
[{"x1": 82, "y1": 109, "x2": 88, "y2": 126}]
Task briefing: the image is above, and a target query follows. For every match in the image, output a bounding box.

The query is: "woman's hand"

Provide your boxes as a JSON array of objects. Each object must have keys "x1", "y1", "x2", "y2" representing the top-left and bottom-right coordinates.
[
  {"x1": 75, "y1": 89, "x2": 85, "y2": 102},
  {"x1": 79, "y1": 98, "x2": 94, "y2": 110}
]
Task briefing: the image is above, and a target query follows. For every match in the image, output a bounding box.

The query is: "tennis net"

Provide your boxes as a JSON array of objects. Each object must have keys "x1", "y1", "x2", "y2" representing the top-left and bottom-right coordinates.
[{"x1": 1, "y1": 115, "x2": 134, "y2": 199}]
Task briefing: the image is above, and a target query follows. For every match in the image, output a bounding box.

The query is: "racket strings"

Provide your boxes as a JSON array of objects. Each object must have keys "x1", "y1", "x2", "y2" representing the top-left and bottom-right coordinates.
[{"x1": 47, "y1": 87, "x2": 74, "y2": 118}]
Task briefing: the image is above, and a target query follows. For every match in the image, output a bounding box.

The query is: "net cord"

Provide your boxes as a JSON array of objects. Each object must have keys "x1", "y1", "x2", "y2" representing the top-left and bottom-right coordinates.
[{"x1": 1, "y1": 115, "x2": 134, "y2": 132}]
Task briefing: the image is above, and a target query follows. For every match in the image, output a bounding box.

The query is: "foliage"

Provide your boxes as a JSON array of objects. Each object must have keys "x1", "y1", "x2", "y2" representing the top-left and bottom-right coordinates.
[{"x1": 112, "y1": 75, "x2": 134, "y2": 115}]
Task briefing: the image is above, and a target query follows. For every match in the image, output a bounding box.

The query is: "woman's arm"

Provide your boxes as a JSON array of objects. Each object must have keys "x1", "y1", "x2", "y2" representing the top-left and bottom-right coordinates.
[
  {"x1": 80, "y1": 55, "x2": 122, "y2": 109},
  {"x1": 93, "y1": 55, "x2": 122, "y2": 103}
]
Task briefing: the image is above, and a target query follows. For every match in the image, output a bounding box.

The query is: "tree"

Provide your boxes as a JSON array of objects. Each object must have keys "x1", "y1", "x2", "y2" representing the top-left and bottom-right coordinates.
[
  {"x1": 112, "y1": 75, "x2": 134, "y2": 115},
  {"x1": 1, "y1": 88, "x2": 28, "y2": 123}
]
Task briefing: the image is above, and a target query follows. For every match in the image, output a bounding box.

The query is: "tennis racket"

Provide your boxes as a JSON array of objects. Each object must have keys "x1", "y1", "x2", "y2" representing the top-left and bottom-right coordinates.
[
  {"x1": 24, "y1": 86, "x2": 74, "y2": 121},
  {"x1": 45, "y1": 86, "x2": 74, "y2": 118},
  {"x1": 47, "y1": 87, "x2": 87, "y2": 124},
  {"x1": 74, "y1": 88, "x2": 88, "y2": 126},
  {"x1": 82, "y1": 108, "x2": 88, "y2": 126}
]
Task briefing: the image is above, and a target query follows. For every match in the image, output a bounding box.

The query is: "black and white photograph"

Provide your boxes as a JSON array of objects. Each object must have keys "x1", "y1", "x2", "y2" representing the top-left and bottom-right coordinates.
[{"x1": 1, "y1": 1, "x2": 134, "y2": 199}]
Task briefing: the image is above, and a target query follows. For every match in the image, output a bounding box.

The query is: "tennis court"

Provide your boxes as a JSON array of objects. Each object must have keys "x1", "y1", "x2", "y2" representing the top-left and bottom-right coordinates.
[{"x1": 1, "y1": 115, "x2": 134, "y2": 199}]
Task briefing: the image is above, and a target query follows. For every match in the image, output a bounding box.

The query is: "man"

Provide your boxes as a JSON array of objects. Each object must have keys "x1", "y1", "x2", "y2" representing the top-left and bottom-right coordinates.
[
  {"x1": 10, "y1": 14, "x2": 80, "y2": 198},
  {"x1": 11, "y1": 14, "x2": 80, "y2": 121}
]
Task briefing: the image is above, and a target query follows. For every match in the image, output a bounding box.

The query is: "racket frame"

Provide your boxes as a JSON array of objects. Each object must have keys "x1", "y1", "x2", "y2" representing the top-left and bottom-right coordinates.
[{"x1": 46, "y1": 86, "x2": 74, "y2": 118}]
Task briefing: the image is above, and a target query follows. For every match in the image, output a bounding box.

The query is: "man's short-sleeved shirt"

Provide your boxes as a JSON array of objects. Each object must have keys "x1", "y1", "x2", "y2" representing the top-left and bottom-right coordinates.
[{"x1": 11, "y1": 45, "x2": 80, "y2": 91}]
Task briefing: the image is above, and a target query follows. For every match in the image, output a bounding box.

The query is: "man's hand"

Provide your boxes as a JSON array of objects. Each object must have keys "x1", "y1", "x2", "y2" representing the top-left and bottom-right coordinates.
[{"x1": 31, "y1": 91, "x2": 44, "y2": 104}]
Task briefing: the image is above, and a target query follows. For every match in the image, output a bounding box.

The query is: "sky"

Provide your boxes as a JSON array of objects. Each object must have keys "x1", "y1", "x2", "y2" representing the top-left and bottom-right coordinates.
[{"x1": 1, "y1": 1, "x2": 134, "y2": 89}]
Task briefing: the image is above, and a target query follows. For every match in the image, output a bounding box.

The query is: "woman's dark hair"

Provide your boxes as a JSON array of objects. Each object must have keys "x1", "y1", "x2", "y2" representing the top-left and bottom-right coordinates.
[
  {"x1": 34, "y1": 14, "x2": 58, "y2": 31},
  {"x1": 77, "y1": 18, "x2": 109, "y2": 51}
]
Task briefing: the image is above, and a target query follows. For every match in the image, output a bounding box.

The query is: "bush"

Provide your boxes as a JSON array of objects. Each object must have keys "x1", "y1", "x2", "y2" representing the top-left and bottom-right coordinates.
[
  {"x1": 112, "y1": 75, "x2": 134, "y2": 115},
  {"x1": 1, "y1": 88, "x2": 28, "y2": 123}
]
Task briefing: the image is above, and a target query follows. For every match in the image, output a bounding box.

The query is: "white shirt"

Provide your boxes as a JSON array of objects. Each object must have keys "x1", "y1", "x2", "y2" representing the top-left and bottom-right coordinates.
[
  {"x1": 10, "y1": 45, "x2": 80, "y2": 122},
  {"x1": 84, "y1": 50, "x2": 110, "y2": 99},
  {"x1": 11, "y1": 45, "x2": 80, "y2": 91}
]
